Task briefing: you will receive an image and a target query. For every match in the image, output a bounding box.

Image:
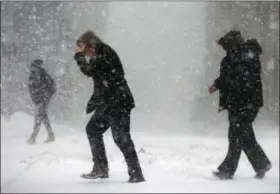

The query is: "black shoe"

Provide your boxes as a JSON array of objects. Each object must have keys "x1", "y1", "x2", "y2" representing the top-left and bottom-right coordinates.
[
  {"x1": 255, "y1": 164, "x2": 272, "y2": 179},
  {"x1": 81, "y1": 166, "x2": 109, "y2": 179},
  {"x1": 127, "y1": 165, "x2": 145, "y2": 183},
  {"x1": 212, "y1": 171, "x2": 233, "y2": 180},
  {"x1": 128, "y1": 175, "x2": 145, "y2": 183}
]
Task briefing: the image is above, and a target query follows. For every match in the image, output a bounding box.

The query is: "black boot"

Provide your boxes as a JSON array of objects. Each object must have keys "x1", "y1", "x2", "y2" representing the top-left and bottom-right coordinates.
[
  {"x1": 128, "y1": 172, "x2": 145, "y2": 183},
  {"x1": 27, "y1": 133, "x2": 37, "y2": 145},
  {"x1": 212, "y1": 170, "x2": 233, "y2": 180},
  {"x1": 81, "y1": 165, "x2": 109, "y2": 179},
  {"x1": 255, "y1": 164, "x2": 272, "y2": 179},
  {"x1": 27, "y1": 135, "x2": 36, "y2": 145},
  {"x1": 126, "y1": 152, "x2": 145, "y2": 183}
]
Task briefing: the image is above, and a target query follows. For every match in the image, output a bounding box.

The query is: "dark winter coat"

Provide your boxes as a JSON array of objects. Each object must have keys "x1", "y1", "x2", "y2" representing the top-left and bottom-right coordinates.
[
  {"x1": 214, "y1": 39, "x2": 263, "y2": 111},
  {"x1": 74, "y1": 43, "x2": 135, "y2": 115},
  {"x1": 28, "y1": 66, "x2": 56, "y2": 105}
]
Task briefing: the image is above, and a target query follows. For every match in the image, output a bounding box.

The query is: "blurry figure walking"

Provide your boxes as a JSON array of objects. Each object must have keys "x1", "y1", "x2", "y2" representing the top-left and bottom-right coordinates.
[
  {"x1": 209, "y1": 30, "x2": 271, "y2": 180},
  {"x1": 27, "y1": 59, "x2": 56, "y2": 144}
]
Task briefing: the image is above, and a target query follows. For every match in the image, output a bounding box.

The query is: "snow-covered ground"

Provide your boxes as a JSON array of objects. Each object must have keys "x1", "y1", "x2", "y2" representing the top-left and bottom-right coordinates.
[{"x1": 1, "y1": 112, "x2": 279, "y2": 193}]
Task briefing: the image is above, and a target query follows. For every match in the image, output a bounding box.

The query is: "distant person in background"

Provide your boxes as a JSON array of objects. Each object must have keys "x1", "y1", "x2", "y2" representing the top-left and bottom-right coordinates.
[
  {"x1": 27, "y1": 59, "x2": 56, "y2": 144},
  {"x1": 74, "y1": 30, "x2": 145, "y2": 183},
  {"x1": 209, "y1": 30, "x2": 271, "y2": 180}
]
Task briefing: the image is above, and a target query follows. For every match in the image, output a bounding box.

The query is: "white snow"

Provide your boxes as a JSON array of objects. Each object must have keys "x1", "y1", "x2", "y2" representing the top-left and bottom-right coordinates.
[
  {"x1": 267, "y1": 58, "x2": 275, "y2": 71},
  {"x1": 269, "y1": 21, "x2": 278, "y2": 30},
  {"x1": 1, "y1": 112, "x2": 279, "y2": 193},
  {"x1": 1, "y1": 2, "x2": 279, "y2": 193}
]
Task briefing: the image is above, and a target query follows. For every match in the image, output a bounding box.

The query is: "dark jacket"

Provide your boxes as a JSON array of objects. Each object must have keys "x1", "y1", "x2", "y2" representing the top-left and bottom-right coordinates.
[
  {"x1": 214, "y1": 39, "x2": 263, "y2": 111},
  {"x1": 74, "y1": 43, "x2": 135, "y2": 115},
  {"x1": 28, "y1": 67, "x2": 56, "y2": 105}
]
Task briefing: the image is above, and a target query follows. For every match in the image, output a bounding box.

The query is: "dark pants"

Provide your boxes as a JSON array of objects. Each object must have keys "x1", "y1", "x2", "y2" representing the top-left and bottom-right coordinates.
[
  {"x1": 218, "y1": 106, "x2": 271, "y2": 176},
  {"x1": 86, "y1": 107, "x2": 143, "y2": 178},
  {"x1": 30, "y1": 101, "x2": 54, "y2": 139}
]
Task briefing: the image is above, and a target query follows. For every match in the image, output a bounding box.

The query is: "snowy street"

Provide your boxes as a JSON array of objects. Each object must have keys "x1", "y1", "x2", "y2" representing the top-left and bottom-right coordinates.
[
  {"x1": 1, "y1": 1, "x2": 279, "y2": 193},
  {"x1": 1, "y1": 112, "x2": 279, "y2": 193}
]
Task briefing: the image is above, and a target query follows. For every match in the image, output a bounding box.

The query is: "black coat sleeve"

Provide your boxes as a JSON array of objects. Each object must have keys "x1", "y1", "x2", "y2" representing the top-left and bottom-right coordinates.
[
  {"x1": 74, "y1": 48, "x2": 122, "y2": 90},
  {"x1": 214, "y1": 57, "x2": 228, "y2": 90},
  {"x1": 44, "y1": 71, "x2": 56, "y2": 94},
  {"x1": 74, "y1": 52, "x2": 109, "y2": 80},
  {"x1": 28, "y1": 75, "x2": 34, "y2": 98},
  {"x1": 74, "y1": 52, "x2": 94, "y2": 77}
]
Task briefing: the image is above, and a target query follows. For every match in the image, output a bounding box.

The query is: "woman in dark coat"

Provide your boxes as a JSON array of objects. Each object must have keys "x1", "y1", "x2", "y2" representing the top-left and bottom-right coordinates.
[{"x1": 74, "y1": 30, "x2": 145, "y2": 183}]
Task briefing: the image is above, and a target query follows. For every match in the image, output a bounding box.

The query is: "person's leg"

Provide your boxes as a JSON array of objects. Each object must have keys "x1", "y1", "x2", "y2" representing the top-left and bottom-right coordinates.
[
  {"x1": 241, "y1": 108, "x2": 272, "y2": 178},
  {"x1": 215, "y1": 110, "x2": 243, "y2": 179},
  {"x1": 81, "y1": 108, "x2": 110, "y2": 179},
  {"x1": 41, "y1": 102, "x2": 55, "y2": 142},
  {"x1": 110, "y1": 109, "x2": 145, "y2": 183},
  {"x1": 28, "y1": 103, "x2": 44, "y2": 144}
]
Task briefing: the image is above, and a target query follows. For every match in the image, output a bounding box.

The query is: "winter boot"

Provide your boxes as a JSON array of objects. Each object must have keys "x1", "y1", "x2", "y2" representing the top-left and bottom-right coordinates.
[
  {"x1": 212, "y1": 170, "x2": 233, "y2": 180},
  {"x1": 255, "y1": 164, "x2": 272, "y2": 179},
  {"x1": 128, "y1": 173, "x2": 145, "y2": 183},
  {"x1": 27, "y1": 133, "x2": 37, "y2": 145},
  {"x1": 124, "y1": 150, "x2": 145, "y2": 183},
  {"x1": 127, "y1": 165, "x2": 145, "y2": 183},
  {"x1": 81, "y1": 165, "x2": 109, "y2": 179},
  {"x1": 27, "y1": 136, "x2": 36, "y2": 145},
  {"x1": 45, "y1": 133, "x2": 55, "y2": 143}
]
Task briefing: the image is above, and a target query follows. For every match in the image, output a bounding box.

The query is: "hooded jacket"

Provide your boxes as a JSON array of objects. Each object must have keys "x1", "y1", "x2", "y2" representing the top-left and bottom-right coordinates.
[
  {"x1": 28, "y1": 59, "x2": 56, "y2": 105},
  {"x1": 214, "y1": 38, "x2": 263, "y2": 111}
]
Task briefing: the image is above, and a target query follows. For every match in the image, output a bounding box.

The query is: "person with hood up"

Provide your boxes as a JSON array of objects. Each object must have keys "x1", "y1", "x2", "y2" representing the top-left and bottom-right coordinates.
[
  {"x1": 209, "y1": 30, "x2": 272, "y2": 180},
  {"x1": 27, "y1": 59, "x2": 56, "y2": 144}
]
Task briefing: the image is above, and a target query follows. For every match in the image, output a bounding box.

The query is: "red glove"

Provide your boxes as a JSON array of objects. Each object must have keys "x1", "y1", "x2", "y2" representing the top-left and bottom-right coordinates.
[{"x1": 208, "y1": 85, "x2": 217, "y2": 94}]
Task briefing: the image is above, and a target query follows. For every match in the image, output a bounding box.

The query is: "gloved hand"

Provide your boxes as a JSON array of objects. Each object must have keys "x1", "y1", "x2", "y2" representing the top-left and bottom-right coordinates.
[{"x1": 208, "y1": 85, "x2": 217, "y2": 94}]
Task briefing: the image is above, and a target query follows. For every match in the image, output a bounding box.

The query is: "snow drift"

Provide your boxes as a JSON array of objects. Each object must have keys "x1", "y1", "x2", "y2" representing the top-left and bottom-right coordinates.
[{"x1": 1, "y1": 112, "x2": 279, "y2": 193}]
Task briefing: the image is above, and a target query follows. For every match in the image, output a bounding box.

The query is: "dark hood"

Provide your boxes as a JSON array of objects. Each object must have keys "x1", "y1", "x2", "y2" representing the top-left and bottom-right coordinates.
[
  {"x1": 31, "y1": 59, "x2": 43, "y2": 69},
  {"x1": 245, "y1": 38, "x2": 262, "y2": 55},
  {"x1": 218, "y1": 30, "x2": 244, "y2": 51}
]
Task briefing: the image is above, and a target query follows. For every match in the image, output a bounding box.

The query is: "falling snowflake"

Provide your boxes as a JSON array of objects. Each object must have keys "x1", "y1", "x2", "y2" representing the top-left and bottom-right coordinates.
[
  {"x1": 246, "y1": 50, "x2": 255, "y2": 59},
  {"x1": 61, "y1": 43, "x2": 67, "y2": 53},
  {"x1": 175, "y1": 75, "x2": 182, "y2": 83},
  {"x1": 56, "y1": 68, "x2": 65, "y2": 76},
  {"x1": 266, "y1": 59, "x2": 275, "y2": 71},
  {"x1": 269, "y1": 21, "x2": 278, "y2": 30}
]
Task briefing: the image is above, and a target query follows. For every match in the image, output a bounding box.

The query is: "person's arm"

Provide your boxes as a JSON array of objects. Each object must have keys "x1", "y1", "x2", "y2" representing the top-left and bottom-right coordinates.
[
  {"x1": 209, "y1": 57, "x2": 228, "y2": 94},
  {"x1": 48, "y1": 74, "x2": 56, "y2": 94},
  {"x1": 74, "y1": 52, "x2": 110, "y2": 81},
  {"x1": 28, "y1": 76, "x2": 33, "y2": 96},
  {"x1": 213, "y1": 57, "x2": 228, "y2": 90},
  {"x1": 74, "y1": 52, "x2": 95, "y2": 77},
  {"x1": 42, "y1": 70, "x2": 56, "y2": 94},
  {"x1": 28, "y1": 75, "x2": 38, "y2": 103}
]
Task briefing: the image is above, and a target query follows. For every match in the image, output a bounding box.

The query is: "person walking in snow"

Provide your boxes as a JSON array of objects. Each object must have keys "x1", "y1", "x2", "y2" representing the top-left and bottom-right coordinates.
[
  {"x1": 74, "y1": 30, "x2": 145, "y2": 183},
  {"x1": 209, "y1": 30, "x2": 272, "y2": 180},
  {"x1": 27, "y1": 59, "x2": 56, "y2": 144}
]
